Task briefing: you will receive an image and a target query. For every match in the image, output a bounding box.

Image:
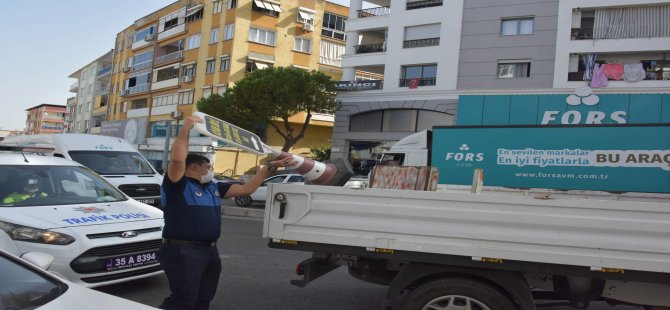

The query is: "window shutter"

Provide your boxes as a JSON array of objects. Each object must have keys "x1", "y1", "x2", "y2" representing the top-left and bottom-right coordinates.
[{"x1": 404, "y1": 24, "x2": 440, "y2": 40}]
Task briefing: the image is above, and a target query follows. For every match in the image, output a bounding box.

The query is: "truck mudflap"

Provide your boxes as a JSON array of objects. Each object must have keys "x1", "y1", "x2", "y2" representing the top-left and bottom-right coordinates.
[{"x1": 290, "y1": 256, "x2": 340, "y2": 288}]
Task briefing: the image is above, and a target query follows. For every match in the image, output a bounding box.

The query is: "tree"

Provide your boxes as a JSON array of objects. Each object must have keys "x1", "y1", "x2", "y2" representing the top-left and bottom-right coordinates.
[
  {"x1": 309, "y1": 145, "x2": 331, "y2": 162},
  {"x1": 197, "y1": 67, "x2": 338, "y2": 151}
]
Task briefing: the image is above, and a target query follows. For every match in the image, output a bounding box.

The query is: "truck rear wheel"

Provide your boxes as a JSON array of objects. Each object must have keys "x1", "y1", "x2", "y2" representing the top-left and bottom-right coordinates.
[
  {"x1": 400, "y1": 278, "x2": 516, "y2": 310},
  {"x1": 235, "y1": 195, "x2": 252, "y2": 207}
]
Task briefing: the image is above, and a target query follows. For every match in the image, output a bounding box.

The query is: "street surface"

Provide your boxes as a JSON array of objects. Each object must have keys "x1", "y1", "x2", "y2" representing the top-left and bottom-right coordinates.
[{"x1": 97, "y1": 213, "x2": 641, "y2": 310}]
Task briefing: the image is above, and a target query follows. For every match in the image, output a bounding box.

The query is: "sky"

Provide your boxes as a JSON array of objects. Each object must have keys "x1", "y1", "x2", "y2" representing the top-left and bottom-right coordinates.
[{"x1": 0, "y1": 0, "x2": 349, "y2": 131}]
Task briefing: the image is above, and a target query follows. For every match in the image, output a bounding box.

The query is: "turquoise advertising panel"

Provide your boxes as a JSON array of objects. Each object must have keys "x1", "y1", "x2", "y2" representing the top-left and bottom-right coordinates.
[{"x1": 431, "y1": 125, "x2": 670, "y2": 193}]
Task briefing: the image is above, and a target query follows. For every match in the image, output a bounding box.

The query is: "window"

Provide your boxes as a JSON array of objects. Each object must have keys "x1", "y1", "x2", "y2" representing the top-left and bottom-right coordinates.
[
  {"x1": 160, "y1": 9, "x2": 185, "y2": 32},
  {"x1": 216, "y1": 85, "x2": 227, "y2": 95},
  {"x1": 220, "y1": 57, "x2": 230, "y2": 71},
  {"x1": 152, "y1": 93, "x2": 179, "y2": 107},
  {"x1": 294, "y1": 38, "x2": 311, "y2": 53},
  {"x1": 202, "y1": 87, "x2": 212, "y2": 98},
  {"x1": 206, "y1": 59, "x2": 216, "y2": 74},
  {"x1": 350, "y1": 109, "x2": 453, "y2": 132},
  {"x1": 297, "y1": 9, "x2": 315, "y2": 24},
  {"x1": 248, "y1": 27, "x2": 276, "y2": 46},
  {"x1": 404, "y1": 24, "x2": 441, "y2": 48},
  {"x1": 252, "y1": 0, "x2": 282, "y2": 17},
  {"x1": 501, "y1": 17, "x2": 534, "y2": 35},
  {"x1": 322, "y1": 13, "x2": 346, "y2": 40},
  {"x1": 227, "y1": 0, "x2": 236, "y2": 10},
  {"x1": 133, "y1": 26, "x2": 155, "y2": 43},
  {"x1": 497, "y1": 61, "x2": 531, "y2": 78},
  {"x1": 213, "y1": 0, "x2": 223, "y2": 14},
  {"x1": 182, "y1": 63, "x2": 197, "y2": 77},
  {"x1": 156, "y1": 66, "x2": 180, "y2": 82},
  {"x1": 186, "y1": 6, "x2": 204, "y2": 22},
  {"x1": 319, "y1": 40, "x2": 345, "y2": 67},
  {"x1": 186, "y1": 34, "x2": 201, "y2": 50},
  {"x1": 246, "y1": 60, "x2": 273, "y2": 73},
  {"x1": 224, "y1": 24, "x2": 235, "y2": 40},
  {"x1": 210, "y1": 28, "x2": 219, "y2": 44},
  {"x1": 179, "y1": 89, "x2": 194, "y2": 105},
  {"x1": 400, "y1": 64, "x2": 437, "y2": 87}
]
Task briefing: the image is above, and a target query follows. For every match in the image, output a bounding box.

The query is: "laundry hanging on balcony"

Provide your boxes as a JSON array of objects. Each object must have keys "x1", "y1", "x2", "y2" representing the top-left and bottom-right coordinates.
[
  {"x1": 623, "y1": 63, "x2": 646, "y2": 83},
  {"x1": 582, "y1": 53, "x2": 597, "y2": 81}
]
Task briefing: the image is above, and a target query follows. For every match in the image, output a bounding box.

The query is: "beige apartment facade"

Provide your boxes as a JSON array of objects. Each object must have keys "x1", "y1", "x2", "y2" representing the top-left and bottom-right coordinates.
[{"x1": 106, "y1": 0, "x2": 347, "y2": 174}]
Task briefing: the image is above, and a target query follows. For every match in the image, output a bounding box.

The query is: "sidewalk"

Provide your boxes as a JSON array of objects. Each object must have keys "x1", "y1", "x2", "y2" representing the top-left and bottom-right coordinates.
[{"x1": 221, "y1": 198, "x2": 265, "y2": 219}]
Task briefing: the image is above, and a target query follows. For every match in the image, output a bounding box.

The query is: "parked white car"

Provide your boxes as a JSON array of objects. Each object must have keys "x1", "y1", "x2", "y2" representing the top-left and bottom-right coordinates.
[
  {"x1": 234, "y1": 174, "x2": 305, "y2": 206},
  {"x1": 0, "y1": 145, "x2": 164, "y2": 287},
  {"x1": 0, "y1": 249, "x2": 156, "y2": 309}
]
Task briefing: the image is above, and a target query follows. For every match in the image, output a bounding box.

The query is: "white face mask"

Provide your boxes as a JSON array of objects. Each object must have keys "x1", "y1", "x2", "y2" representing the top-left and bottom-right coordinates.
[{"x1": 201, "y1": 170, "x2": 214, "y2": 184}]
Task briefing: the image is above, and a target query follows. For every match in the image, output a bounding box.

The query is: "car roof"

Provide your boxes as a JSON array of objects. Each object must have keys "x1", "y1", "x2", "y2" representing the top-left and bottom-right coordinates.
[{"x1": 0, "y1": 152, "x2": 81, "y2": 166}]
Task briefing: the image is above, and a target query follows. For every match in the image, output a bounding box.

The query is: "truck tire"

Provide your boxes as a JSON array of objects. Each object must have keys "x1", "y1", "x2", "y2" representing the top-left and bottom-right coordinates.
[
  {"x1": 235, "y1": 195, "x2": 252, "y2": 207},
  {"x1": 400, "y1": 278, "x2": 516, "y2": 310}
]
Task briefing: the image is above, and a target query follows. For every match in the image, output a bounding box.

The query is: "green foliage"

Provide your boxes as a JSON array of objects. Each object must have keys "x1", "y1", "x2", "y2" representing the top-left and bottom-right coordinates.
[
  {"x1": 309, "y1": 145, "x2": 331, "y2": 162},
  {"x1": 197, "y1": 67, "x2": 339, "y2": 151}
]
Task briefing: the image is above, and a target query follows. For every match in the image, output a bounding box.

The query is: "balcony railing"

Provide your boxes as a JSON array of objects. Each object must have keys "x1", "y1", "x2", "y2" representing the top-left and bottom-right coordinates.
[
  {"x1": 97, "y1": 65, "x2": 113, "y2": 77},
  {"x1": 406, "y1": 0, "x2": 442, "y2": 10},
  {"x1": 95, "y1": 84, "x2": 110, "y2": 95},
  {"x1": 355, "y1": 43, "x2": 386, "y2": 54},
  {"x1": 69, "y1": 82, "x2": 79, "y2": 92},
  {"x1": 126, "y1": 84, "x2": 150, "y2": 96},
  {"x1": 131, "y1": 60, "x2": 152, "y2": 72},
  {"x1": 155, "y1": 50, "x2": 183, "y2": 66},
  {"x1": 403, "y1": 38, "x2": 440, "y2": 48},
  {"x1": 399, "y1": 78, "x2": 436, "y2": 87},
  {"x1": 357, "y1": 6, "x2": 391, "y2": 18}
]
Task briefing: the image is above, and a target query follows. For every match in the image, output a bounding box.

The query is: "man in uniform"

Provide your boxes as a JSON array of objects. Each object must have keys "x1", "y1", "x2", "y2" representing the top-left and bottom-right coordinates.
[
  {"x1": 3, "y1": 173, "x2": 48, "y2": 204},
  {"x1": 158, "y1": 115, "x2": 294, "y2": 309}
]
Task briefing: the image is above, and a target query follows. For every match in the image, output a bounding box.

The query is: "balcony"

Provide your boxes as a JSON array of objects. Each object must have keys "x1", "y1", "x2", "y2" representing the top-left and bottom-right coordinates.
[
  {"x1": 127, "y1": 107, "x2": 150, "y2": 118},
  {"x1": 355, "y1": 43, "x2": 385, "y2": 54},
  {"x1": 567, "y1": 52, "x2": 670, "y2": 84},
  {"x1": 127, "y1": 84, "x2": 150, "y2": 96},
  {"x1": 154, "y1": 50, "x2": 183, "y2": 66},
  {"x1": 69, "y1": 82, "x2": 79, "y2": 93},
  {"x1": 570, "y1": 6, "x2": 670, "y2": 41},
  {"x1": 403, "y1": 37, "x2": 440, "y2": 48},
  {"x1": 406, "y1": 0, "x2": 442, "y2": 10},
  {"x1": 357, "y1": 6, "x2": 390, "y2": 18},
  {"x1": 96, "y1": 65, "x2": 112, "y2": 78},
  {"x1": 95, "y1": 84, "x2": 110, "y2": 95},
  {"x1": 399, "y1": 78, "x2": 436, "y2": 87},
  {"x1": 131, "y1": 60, "x2": 152, "y2": 72}
]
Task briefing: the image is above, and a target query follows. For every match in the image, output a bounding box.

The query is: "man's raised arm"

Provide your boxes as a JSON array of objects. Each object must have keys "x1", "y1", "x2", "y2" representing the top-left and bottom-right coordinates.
[{"x1": 166, "y1": 116, "x2": 202, "y2": 183}]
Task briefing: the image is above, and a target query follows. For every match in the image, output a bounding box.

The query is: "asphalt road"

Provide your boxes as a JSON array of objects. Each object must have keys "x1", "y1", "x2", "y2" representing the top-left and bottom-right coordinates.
[{"x1": 96, "y1": 215, "x2": 642, "y2": 310}]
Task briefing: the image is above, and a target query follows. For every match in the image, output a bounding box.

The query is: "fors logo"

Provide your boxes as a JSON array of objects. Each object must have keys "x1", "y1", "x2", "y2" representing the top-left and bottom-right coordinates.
[{"x1": 445, "y1": 144, "x2": 484, "y2": 162}]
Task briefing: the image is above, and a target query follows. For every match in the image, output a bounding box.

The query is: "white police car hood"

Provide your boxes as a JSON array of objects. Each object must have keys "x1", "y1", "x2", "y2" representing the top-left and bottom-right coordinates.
[{"x1": 3, "y1": 200, "x2": 163, "y2": 229}]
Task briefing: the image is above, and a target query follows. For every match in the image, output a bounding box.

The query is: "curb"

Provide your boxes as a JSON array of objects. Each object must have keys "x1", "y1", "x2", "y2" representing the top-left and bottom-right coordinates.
[{"x1": 221, "y1": 206, "x2": 265, "y2": 219}]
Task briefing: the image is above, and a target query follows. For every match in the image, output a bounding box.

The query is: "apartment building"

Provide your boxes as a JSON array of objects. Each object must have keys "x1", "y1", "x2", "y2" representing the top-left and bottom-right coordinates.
[
  {"x1": 335, "y1": 0, "x2": 670, "y2": 176},
  {"x1": 105, "y1": 0, "x2": 348, "y2": 172},
  {"x1": 25, "y1": 104, "x2": 66, "y2": 135},
  {"x1": 67, "y1": 50, "x2": 114, "y2": 134}
]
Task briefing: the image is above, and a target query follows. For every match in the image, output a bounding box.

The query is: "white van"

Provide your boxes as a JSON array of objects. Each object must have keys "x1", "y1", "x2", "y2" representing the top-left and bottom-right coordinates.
[{"x1": 2, "y1": 134, "x2": 163, "y2": 208}]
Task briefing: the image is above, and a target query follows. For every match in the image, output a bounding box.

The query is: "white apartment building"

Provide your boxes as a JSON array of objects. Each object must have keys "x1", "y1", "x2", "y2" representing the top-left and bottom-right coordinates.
[
  {"x1": 67, "y1": 50, "x2": 114, "y2": 134},
  {"x1": 334, "y1": 0, "x2": 670, "y2": 176}
]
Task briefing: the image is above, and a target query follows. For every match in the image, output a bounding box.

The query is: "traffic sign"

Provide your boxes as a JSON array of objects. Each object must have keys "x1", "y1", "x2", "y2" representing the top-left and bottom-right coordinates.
[{"x1": 193, "y1": 112, "x2": 270, "y2": 155}]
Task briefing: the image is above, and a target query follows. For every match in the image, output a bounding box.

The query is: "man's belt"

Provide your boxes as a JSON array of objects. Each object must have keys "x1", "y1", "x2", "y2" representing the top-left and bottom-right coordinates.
[{"x1": 162, "y1": 238, "x2": 216, "y2": 248}]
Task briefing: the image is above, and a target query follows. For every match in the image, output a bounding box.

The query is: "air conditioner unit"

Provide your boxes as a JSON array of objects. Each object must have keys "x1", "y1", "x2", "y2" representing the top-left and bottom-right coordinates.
[
  {"x1": 144, "y1": 33, "x2": 156, "y2": 41},
  {"x1": 119, "y1": 90, "x2": 128, "y2": 97},
  {"x1": 182, "y1": 76, "x2": 194, "y2": 83},
  {"x1": 122, "y1": 67, "x2": 129, "y2": 73},
  {"x1": 303, "y1": 23, "x2": 314, "y2": 32}
]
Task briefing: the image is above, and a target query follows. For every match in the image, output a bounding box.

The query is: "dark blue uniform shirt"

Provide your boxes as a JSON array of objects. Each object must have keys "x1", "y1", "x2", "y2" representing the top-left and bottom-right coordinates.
[{"x1": 160, "y1": 176, "x2": 232, "y2": 242}]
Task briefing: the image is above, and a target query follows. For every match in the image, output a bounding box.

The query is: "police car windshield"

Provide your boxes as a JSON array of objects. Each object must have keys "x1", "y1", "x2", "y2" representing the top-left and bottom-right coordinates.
[
  {"x1": 68, "y1": 151, "x2": 155, "y2": 175},
  {"x1": 0, "y1": 165, "x2": 127, "y2": 207}
]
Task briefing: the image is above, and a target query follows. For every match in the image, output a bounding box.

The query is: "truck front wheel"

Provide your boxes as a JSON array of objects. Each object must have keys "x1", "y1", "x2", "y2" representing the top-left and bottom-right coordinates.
[{"x1": 400, "y1": 278, "x2": 516, "y2": 310}]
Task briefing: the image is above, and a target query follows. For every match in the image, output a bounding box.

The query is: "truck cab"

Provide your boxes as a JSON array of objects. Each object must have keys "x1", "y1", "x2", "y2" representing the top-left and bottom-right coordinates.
[{"x1": 379, "y1": 130, "x2": 431, "y2": 166}]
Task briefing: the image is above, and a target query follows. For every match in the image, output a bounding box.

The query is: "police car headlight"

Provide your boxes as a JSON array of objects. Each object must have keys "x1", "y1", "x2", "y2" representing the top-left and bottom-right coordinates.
[{"x1": 0, "y1": 221, "x2": 75, "y2": 245}]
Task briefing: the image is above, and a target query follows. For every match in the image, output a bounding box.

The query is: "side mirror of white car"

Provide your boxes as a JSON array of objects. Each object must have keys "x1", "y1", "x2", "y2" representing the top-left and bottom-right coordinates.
[{"x1": 21, "y1": 251, "x2": 55, "y2": 270}]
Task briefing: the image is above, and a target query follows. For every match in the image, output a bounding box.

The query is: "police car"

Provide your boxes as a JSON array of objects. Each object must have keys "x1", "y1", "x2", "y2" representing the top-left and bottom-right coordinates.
[{"x1": 0, "y1": 145, "x2": 164, "y2": 287}]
